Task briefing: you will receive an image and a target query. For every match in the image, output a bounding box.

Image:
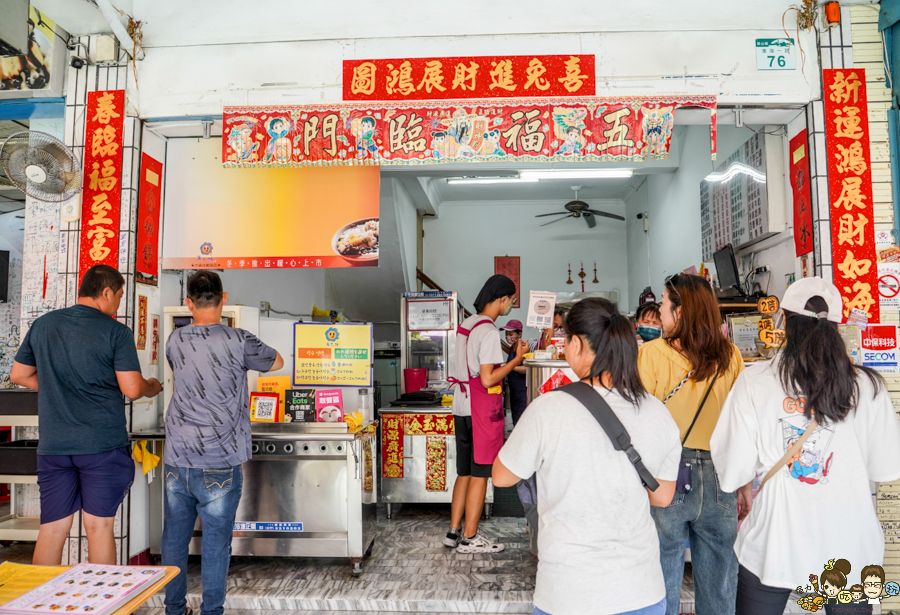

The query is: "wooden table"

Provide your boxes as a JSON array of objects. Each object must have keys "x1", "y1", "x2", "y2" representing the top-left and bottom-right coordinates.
[
  {"x1": 0, "y1": 565, "x2": 179, "y2": 615},
  {"x1": 112, "y1": 566, "x2": 179, "y2": 615}
]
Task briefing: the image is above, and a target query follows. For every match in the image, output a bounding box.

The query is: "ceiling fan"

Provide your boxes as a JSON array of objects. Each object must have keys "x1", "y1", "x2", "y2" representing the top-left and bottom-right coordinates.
[{"x1": 535, "y1": 186, "x2": 625, "y2": 228}]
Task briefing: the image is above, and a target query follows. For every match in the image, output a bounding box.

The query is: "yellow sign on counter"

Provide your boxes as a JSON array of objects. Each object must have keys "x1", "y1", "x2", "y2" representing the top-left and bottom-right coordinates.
[
  {"x1": 293, "y1": 323, "x2": 372, "y2": 387},
  {"x1": 0, "y1": 562, "x2": 66, "y2": 605},
  {"x1": 257, "y1": 376, "x2": 290, "y2": 408}
]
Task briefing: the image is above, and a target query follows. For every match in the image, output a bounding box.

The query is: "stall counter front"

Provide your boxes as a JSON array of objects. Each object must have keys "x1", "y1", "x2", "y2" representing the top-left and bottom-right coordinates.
[
  {"x1": 133, "y1": 422, "x2": 377, "y2": 576},
  {"x1": 377, "y1": 405, "x2": 494, "y2": 519}
]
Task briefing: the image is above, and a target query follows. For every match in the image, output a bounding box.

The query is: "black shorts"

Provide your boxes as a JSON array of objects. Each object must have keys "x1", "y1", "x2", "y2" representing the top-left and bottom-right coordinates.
[{"x1": 454, "y1": 415, "x2": 492, "y2": 478}]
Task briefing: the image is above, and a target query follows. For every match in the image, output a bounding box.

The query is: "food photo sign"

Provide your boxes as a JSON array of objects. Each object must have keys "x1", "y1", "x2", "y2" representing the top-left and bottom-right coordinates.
[{"x1": 160, "y1": 140, "x2": 380, "y2": 269}]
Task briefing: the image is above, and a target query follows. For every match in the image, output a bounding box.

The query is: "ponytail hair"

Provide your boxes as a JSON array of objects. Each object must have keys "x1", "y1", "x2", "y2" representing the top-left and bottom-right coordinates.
[
  {"x1": 564, "y1": 298, "x2": 646, "y2": 404},
  {"x1": 778, "y1": 295, "x2": 882, "y2": 424}
]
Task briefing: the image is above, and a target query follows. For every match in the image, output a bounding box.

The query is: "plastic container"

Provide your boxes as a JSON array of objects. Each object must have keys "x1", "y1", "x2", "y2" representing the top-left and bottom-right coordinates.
[
  {"x1": 404, "y1": 368, "x2": 427, "y2": 393},
  {"x1": 0, "y1": 440, "x2": 39, "y2": 474}
]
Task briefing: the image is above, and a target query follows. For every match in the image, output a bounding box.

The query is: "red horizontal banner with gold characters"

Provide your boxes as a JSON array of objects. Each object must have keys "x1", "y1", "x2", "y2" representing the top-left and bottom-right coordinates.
[
  {"x1": 344, "y1": 55, "x2": 596, "y2": 101},
  {"x1": 823, "y1": 69, "x2": 879, "y2": 323},
  {"x1": 223, "y1": 96, "x2": 716, "y2": 168}
]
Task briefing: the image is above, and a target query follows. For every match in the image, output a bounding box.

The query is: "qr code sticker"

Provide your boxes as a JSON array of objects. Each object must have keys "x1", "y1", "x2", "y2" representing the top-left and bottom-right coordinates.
[{"x1": 255, "y1": 397, "x2": 276, "y2": 420}]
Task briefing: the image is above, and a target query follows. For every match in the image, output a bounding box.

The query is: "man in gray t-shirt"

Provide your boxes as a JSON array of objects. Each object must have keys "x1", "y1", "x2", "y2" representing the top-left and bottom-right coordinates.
[{"x1": 162, "y1": 271, "x2": 283, "y2": 615}]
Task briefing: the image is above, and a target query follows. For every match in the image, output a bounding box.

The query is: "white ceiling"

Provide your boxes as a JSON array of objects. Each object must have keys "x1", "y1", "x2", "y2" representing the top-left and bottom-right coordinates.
[
  {"x1": 432, "y1": 176, "x2": 641, "y2": 204},
  {"x1": 30, "y1": 0, "x2": 132, "y2": 36}
]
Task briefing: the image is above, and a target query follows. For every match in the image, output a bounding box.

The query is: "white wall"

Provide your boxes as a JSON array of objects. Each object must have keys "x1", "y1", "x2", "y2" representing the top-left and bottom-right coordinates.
[
  {"x1": 392, "y1": 180, "x2": 419, "y2": 293},
  {"x1": 423, "y1": 200, "x2": 627, "y2": 340},
  {"x1": 130, "y1": 0, "x2": 820, "y2": 119}
]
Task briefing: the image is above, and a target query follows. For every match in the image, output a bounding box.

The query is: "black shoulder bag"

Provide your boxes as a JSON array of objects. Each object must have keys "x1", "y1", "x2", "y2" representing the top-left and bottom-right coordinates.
[
  {"x1": 559, "y1": 382, "x2": 659, "y2": 490},
  {"x1": 667, "y1": 371, "x2": 719, "y2": 494},
  {"x1": 516, "y1": 381, "x2": 659, "y2": 557}
]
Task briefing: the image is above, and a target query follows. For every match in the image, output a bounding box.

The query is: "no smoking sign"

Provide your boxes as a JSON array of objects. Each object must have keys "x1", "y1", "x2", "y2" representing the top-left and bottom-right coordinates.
[{"x1": 878, "y1": 263, "x2": 900, "y2": 309}]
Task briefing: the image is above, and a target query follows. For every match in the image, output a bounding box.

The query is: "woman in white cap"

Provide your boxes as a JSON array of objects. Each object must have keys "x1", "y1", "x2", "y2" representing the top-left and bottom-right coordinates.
[{"x1": 710, "y1": 277, "x2": 900, "y2": 615}]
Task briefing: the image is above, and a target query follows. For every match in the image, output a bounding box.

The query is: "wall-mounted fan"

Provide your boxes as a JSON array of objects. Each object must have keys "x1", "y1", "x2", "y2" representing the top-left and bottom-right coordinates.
[
  {"x1": 0, "y1": 131, "x2": 82, "y2": 203},
  {"x1": 535, "y1": 186, "x2": 624, "y2": 228}
]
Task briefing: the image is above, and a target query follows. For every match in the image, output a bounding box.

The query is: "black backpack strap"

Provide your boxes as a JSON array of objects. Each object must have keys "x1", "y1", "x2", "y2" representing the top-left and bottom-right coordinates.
[{"x1": 559, "y1": 381, "x2": 660, "y2": 492}]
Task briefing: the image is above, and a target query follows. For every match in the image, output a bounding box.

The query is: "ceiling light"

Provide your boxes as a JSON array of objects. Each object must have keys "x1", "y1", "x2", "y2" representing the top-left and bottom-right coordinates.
[
  {"x1": 704, "y1": 162, "x2": 766, "y2": 184},
  {"x1": 446, "y1": 177, "x2": 539, "y2": 185},
  {"x1": 519, "y1": 169, "x2": 634, "y2": 180}
]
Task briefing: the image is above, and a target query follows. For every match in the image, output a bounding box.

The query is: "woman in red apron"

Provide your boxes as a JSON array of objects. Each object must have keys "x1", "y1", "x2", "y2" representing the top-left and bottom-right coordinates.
[{"x1": 444, "y1": 274, "x2": 528, "y2": 554}]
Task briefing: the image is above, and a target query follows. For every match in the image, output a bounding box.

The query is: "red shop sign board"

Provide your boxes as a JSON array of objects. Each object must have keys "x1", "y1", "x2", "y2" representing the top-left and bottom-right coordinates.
[
  {"x1": 344, "y1": 55, "x2": 596, "y2": 101},
  {"x1": 495, "y1": 256, "x2": 520, "y2": 308},
  {"x1": 136, "y1": 153, "x2": 163, "y2": 286},
  {"x1": 224, "y1": 97, "x2": 716, "y2": 168},
  {"x1": 789, "y1": 129, "x2": 814, "y2": 257},
  {"x1": 823, "y1": 69, "x2": 879, "y2": 324},
  {"x1": 78, "y1": 89, "x2": 125, "y2": 286}
]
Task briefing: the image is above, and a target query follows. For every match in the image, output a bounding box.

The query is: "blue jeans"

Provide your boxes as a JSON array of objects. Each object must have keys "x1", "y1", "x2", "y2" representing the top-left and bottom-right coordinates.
[
  {"x1": 650, "y1": 449, "x2": 738, "y2": 615},
  {"x1": 162, "y1": 465, "x2": 243, "y2": 615},
  {"x1": 533, "y1": 598, "x2": 666, "y2": 615}
]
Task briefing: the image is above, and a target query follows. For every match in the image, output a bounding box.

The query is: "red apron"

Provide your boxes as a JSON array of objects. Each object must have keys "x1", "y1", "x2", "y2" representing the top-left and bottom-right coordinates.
[{"x1": 448, "y1": 318, "x2": 505, "y2": 465}]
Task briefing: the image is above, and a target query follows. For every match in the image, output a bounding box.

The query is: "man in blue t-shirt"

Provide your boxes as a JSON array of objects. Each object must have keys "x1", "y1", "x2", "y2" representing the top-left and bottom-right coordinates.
[
  {"x1": 11, "y1": 265, "x2": 163, "y2": 565},
  {"x1": 162, "y1": 270, "x2": 282, "y2": 615}
]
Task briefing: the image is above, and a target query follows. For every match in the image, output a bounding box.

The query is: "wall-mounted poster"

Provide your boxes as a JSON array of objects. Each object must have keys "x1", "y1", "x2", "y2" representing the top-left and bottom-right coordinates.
[
  {"x1": 495, "y1": 256, "x2": 521, "y2": 307},
  {"x1": 0, "y1": 6, "x2": 68, "y2": 99},
  {"x1": 161, "y1": 139, "x2": 380, "y2": 269},
  {"x1": 293, "y1": 322, "x2": 373, "y2": 387},
  {"x1": 407, "y1": 299, "x2": 452, "y2": 331}
]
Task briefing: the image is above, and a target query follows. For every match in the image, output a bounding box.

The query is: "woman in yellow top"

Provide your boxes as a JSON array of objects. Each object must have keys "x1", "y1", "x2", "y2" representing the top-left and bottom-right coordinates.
[{"x1": 637, "y1": 274, "x2": 747, "y2": 615}]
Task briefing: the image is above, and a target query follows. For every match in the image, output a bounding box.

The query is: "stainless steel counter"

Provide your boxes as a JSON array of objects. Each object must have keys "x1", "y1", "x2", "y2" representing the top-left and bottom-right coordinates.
[
  {"x1": 377, "y1": 406, "x2": 493, "y2": 519},
  {"x1": 134, "y1": 424, "x2": 377, "y2": 576}
]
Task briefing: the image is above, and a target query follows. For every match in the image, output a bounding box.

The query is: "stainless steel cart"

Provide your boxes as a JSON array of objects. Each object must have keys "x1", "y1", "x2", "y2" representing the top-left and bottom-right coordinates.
[{"x1": 137, "y1": 423, "x2": 378, "y2": 576}]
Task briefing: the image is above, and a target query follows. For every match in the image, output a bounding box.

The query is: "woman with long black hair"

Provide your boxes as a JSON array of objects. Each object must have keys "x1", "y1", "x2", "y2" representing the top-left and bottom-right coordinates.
[
  {"x1": 711, "y1": 277, "x2": 900, "y2": 615},
  {"x1": 638, "y1": 273, "x2": 746, "y2": 615},
  {"x1": 493, "y1": 298, "x2": 682, "y2": 615}
]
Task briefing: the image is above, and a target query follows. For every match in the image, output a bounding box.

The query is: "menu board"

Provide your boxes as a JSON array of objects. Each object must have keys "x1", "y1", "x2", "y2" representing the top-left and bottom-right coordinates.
[
  {"x1": 0, "y1": 563, "x2": 165, "y2": 615},
  {"x1": 293, "y1": 323, "x2": 372, "y2": 387},
  {"x1": 727, "y1": 314, "x2": 764, "y2": 359},
  {"x1": 407, "y1": 300, "x2": 452, "y2": 331}
]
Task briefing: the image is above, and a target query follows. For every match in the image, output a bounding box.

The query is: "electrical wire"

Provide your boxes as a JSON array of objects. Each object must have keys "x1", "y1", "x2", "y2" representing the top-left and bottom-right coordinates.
[
  {"x1": 743, "y1": 125, "x2": 788, "y2": 137},
  {"x1": 267, "y1": 307, "x2": 310, "y2": 318},
  {"x1": 883, "y1": 29, "x2": 893, "y2": 92}
]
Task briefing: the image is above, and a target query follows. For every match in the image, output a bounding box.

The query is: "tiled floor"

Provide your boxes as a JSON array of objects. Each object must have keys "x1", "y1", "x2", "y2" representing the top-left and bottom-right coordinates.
[{"x1": 1, "y1": 502, "x2": 862, "y2": 614}]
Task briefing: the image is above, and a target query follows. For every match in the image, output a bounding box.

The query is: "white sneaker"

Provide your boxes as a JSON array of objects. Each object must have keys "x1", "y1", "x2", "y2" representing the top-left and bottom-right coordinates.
[{"x1": 456, "y1": 532, "x2": 505, "y2": 554}]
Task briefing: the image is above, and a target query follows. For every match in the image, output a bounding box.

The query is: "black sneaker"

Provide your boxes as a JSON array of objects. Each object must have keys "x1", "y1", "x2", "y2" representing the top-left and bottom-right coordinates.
[{"x1": 442, "y1": 527, "x2": 462, "y2": 548}]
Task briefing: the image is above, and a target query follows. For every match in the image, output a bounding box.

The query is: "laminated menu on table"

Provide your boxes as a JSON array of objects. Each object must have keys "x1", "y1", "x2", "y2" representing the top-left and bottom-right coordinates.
[{"x1": 0, "y1": 563, "x2": 166, "y2": 615}]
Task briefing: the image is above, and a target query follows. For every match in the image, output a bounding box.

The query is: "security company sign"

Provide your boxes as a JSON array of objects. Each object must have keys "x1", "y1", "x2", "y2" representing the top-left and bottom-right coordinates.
[{"x1": 861, "y1": 324, "x2": 899, "y2": 373}]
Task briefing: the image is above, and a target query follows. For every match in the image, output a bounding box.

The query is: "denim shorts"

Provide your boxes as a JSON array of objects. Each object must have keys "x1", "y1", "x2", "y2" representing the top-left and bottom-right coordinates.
[{"x1": 37, "y1": 446, "x2": 134, "y2": 524}]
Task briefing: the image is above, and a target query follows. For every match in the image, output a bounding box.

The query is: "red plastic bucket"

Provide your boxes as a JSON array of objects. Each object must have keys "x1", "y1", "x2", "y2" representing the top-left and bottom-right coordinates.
[{"x1": 404, "y1": 368, "x2": 427, "y2": 393}]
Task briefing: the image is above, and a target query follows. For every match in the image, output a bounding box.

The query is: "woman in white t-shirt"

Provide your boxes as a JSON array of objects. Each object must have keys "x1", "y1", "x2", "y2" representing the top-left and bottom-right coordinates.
[
  {"x1": 710, "y1": 277, "x2": 900, "y2": 615},
  {"x1": 493, "y1": 298, "x2": 682, "y2": 615}
]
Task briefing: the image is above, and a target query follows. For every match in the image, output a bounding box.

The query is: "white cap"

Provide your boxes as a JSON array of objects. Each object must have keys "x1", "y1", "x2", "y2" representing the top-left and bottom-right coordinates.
[{"x1": 780, "y1": 277, "x2": 843, "y2": 322}]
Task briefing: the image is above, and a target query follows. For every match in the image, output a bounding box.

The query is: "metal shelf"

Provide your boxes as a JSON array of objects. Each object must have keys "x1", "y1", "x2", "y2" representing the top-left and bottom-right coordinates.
[
  {"x1": 0, "y1": 516, "x2": 40, "y2": 541},
  {"x1": 0, "y1": 475, "x2": 36, "y2": 484}
]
